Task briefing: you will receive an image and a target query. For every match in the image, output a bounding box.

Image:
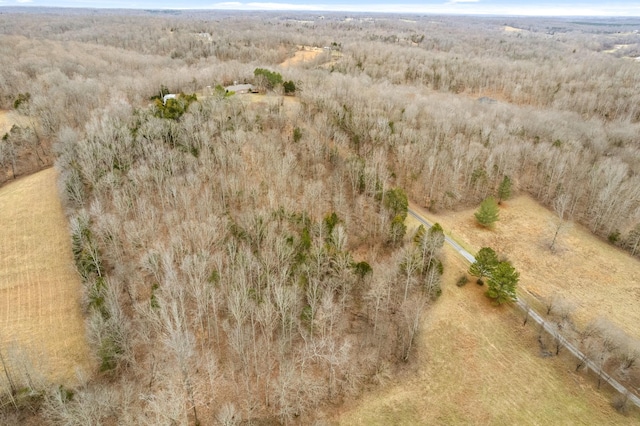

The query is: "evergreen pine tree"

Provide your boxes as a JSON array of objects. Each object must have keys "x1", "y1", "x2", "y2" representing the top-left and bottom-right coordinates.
[
  {"x1": 497, "y1": 175, "x2": 512, "y2": 204},
  {"x1": 475, "y1": 196, "x2": 500, "y2": 228},
  {"x1": 486, "y1": 261, "x2": 519, "y2": 304}
]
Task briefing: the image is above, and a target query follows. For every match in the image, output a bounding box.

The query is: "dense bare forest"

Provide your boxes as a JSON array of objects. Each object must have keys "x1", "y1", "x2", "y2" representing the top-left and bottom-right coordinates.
[{"x1": 1, "y1": 8, "x2": 639, "y2": 424}]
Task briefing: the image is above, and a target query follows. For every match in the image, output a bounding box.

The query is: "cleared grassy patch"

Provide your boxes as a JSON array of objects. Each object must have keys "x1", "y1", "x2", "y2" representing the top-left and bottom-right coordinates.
[
  {"x1": 0, "y1": 168, "x2": 92, "y2": 388},
  {"x1": 0, "y1": 109, "x2": 14, "y2": 135},
  {"x1": 337, "y1": 233, "x2": 640, "y2": 424},
  {"x1": 0, "y1": 109, "x2": 29, "y2": 135},
  {"x1": 280, "y1": 45, "x2": 325, "y2": 67},
  {"x1": 410, "y1": 196, "x2": 640, "y2": 339}
]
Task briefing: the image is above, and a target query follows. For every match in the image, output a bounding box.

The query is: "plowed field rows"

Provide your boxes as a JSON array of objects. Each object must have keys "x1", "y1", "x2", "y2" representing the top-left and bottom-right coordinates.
[{"x1": 0, "y1": 168, "x2": 91, "y2": 388}]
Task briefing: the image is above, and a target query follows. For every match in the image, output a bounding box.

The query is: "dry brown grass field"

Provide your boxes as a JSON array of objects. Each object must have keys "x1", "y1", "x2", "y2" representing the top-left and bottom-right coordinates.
[
  {"x1": 0, "y1": 168, "x2": 92, "y2": 388},
  {"x1": 504, "y1": 25, "x2": 525, "y2": 33},
  {"x1": 337, "y1": 217, "x2": 640, "y2": 424},
  {"x1": 0, "y1": 109, "x2": 28, "y2": 135},
  {"x1": 0, "y1": 110, "x2": 11, "y2": 134},
  {"x1": 280, "y1": 45, "x2": 324, "y2": 67},
  {"x1": 410, "y1": 196, "x2": 640, "y2": 340}
]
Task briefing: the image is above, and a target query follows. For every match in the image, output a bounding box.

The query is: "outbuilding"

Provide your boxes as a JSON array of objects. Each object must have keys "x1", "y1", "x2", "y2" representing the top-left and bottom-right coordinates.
[{"x1": 163, "y1": 94, "x2": 177, "y2": 104}]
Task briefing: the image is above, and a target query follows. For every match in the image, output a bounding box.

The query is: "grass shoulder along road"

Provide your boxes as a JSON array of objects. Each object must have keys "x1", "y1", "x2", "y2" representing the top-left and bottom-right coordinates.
[
  {"x1": 410, "y1": 196, "x2": 640, "y2": 341},
  {"x1": 335, "y1": 214, "x2": 639, "y2": 424}
]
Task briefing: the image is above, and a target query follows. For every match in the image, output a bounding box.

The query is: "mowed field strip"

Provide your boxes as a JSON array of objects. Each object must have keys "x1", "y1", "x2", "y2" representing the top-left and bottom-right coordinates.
[
  {"x1": 411, "y1": 196, "x2": 640, "y2": 340},
  {"x1": 337, "y1": 216, "x2": 640, "y2": 424},
  {"x1": 0, "y1": 168, "x2": 92, "y2": 386}
]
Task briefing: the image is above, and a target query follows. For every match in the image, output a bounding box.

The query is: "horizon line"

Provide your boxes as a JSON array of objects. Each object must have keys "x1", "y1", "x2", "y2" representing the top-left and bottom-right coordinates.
[{"x1": 1, "y1": 4, "x2": 640, "y2": 18}]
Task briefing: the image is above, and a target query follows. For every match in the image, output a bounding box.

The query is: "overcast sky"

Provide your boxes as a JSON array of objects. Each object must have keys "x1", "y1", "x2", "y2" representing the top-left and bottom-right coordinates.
[{"x1": 1, "y1": 0, "x2": 639, "y2": 16}]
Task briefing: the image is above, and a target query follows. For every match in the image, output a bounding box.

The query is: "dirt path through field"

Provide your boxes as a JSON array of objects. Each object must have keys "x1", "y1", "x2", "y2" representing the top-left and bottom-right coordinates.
[{"x1": 0, "y1": 167, "x2": 92, "y2": 388}]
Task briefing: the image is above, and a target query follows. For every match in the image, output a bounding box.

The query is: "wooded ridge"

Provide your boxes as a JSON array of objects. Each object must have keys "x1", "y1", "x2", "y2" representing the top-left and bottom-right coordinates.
[{"x1": 1, "y1": 9, "x2": 639, "y2": 424}]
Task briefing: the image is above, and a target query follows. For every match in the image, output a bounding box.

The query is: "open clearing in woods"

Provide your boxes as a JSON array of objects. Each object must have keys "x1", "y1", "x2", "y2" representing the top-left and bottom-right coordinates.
[
  {"x1": 337, "y1": 221, "x2": 640, "y2": 424},
  {"x1": 0, "y1": 109, "x2": 29, "y2": 135},
  {"x1": 280, "y1": 45, "x2": 325, "y2": 67},
  {"x1": 0, "y1": 110, "x2": 11, "y2": 134},
  {"x1": 0, "y1": 168, "x2": 92, "y2": 387},
  {"x1": 0, "y1": 110, "x2": 16, "y2": 135},
  {"x1": 410, "y1": 196, "x2": 640, "y2": 340}
]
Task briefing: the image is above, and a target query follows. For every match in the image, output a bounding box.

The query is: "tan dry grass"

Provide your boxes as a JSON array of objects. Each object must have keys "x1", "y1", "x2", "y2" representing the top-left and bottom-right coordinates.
[
  {"x1": 241, "y1": 93, "x2": 302, "y2": 122},
  {"x1": 280, "y1": 45, "x2": 324, "y2": 67},
  {"x1": 337, "y1": 219, "x2": 640, "y2": 424},
  {"x1": 0, "y1": 110, "x2": 10, "y2": 135},
  {"x1": 410, "y1": 196, "x2": 640, "y2": 340},
  {"x1": 0, "y1": 109, "x2": 29, "y2": 135},
  {"x1": 243, "y1": 92, "x2": 299, "y2": 105},
  {"x1": 504, "y1": 25, "x2": 524, "y2": 33},
  {"x1": 0, "y1": 168, "x2": 92, "y2": 387},
  {"x1": 603, "y1": 44, "x2": 632, "y2": 53}
]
